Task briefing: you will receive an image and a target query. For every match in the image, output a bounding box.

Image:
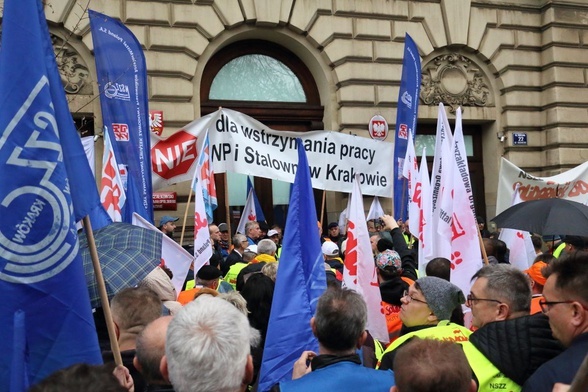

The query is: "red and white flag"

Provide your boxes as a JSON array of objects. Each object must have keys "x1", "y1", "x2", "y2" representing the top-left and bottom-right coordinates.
[
  {"x1": 446, "y1": 108, "x2": 483, "y2": 295},
  {"x1": 416, "y1": 148, "x2": 432, "y2": 274},
  {"x1": 343, "y1": 175, "x2": 389, "y2": 343},
  {"x1": 402, "y1": 131, "x2": 419, "y2": 237},
  {"x1": 236, "y1": 188, "x2": 257, "y2": 235},
  {"x1": 499, "y1": 185, "x2": 536, "y2": 270},
  {"x1": 132, "y1": 213, "x2": 194, "y2": 298},
  {"x1": 100, "y1": 128, "x2": 126, "y2": 222}
]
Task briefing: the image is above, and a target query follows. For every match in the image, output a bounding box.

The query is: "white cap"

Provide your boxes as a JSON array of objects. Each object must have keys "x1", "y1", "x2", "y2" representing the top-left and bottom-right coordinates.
[
  {"x1": 321, "y1": 241, "x2": 339, "y2": 257},
  {"x1": 268, "y1": 229, "x2": 279, "y2": 237},
  {"x1": 245, "y1": 244, "x2": 258, "y2": 254}
]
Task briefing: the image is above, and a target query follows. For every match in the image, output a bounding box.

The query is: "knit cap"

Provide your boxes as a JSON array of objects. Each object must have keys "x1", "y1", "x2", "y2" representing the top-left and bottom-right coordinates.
[
  {"x1": 375, "y1": 249, "x2": 401, "y2": 271},
  {"x1": 416, "y1": 276, "x2": 465, "y2": 321}
]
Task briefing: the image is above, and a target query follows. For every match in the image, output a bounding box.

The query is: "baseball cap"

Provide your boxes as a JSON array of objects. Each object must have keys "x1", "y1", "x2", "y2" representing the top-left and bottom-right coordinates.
[
  {"x1": 246, "y1": 244, "x2": 258, "y2": 254},
  {"x1": 268, "y1": 229, "x2": 279, "y2": 237},
  {"x1": 328, "y1": 222, "x2": 339, "y2": 229},
  {"x1": 218, "y1": 223, "x2": 228, "y2": 232},
  {"x1": 159, "y1": 215, "x2": 179, "y2": 226},
  {"x1": 321, "y1": 241, "x2": 339, "y2": 257},
  {"x1": 525, "y1": 261, "x2": 548, "y2": 286}
]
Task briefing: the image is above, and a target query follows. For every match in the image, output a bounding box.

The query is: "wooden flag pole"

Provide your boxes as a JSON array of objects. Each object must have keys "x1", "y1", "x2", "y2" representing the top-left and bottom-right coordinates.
[
  {"x1": 224, "y1": 174, "x2": 232, "y2": 237},
  {"x1": 320, "y1": 189, "x2": 326, "y2": 227},
  {"x1": 179, "y1": 186, "x2": 194, "y2": 246},
  {"x1": 82, "y1": 216, "x2": 122, "y2": 366},
  {"x1": 477, "y1": 225, "x2": 489, "y2": 265}
]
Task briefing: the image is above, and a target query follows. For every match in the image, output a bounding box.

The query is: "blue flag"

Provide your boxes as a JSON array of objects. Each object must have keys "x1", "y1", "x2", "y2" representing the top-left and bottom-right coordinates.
[
  {"x1": 89, "y1": 10, "x2": 154, "y2": 224},
  {"x1": 258, "y1": 139, "x2": 327, "y2": 392},
  {"x1": 0, "y1": 0, "x2": 103, "y2": 389},
  {"x1": 393, "y1": 33, "x2": 421, "y2": 221},
  {"x1": 247, "y1": 177, "x2": 266, "y2": 222}
]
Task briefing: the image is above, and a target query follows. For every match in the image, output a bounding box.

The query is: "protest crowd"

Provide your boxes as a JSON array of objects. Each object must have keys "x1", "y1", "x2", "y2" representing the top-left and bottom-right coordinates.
[
  {"x1": 3, "y1": 1, "x2": 588, "y2": 392},
  {"x1": 26, "y1": 210, "x2": 588, "y2": 392}
]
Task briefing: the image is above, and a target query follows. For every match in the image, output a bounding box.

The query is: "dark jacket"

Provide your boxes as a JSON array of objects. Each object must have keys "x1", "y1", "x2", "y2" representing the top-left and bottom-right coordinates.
[
  {"x1": 523, "y1": 333, "x2": 588, "y2": 392},
  {"x1": 379, "y1": 227, "x2": 418, "y2": 306},
  {"x1": 470, "y1": 313, "x2": 564, "y2": 386}
]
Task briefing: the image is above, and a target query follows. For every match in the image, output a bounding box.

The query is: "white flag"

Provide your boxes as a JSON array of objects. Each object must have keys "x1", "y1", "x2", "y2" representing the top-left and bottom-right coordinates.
[
  {"x1": 100, "y1": 129, "x2": 127, "y2": 222},
  {"x1": 132, "y1": 213, "x2": 194, "y2": 298},
  {"x1": 236, "y1": 188, "x2": 257, "y2": 235},
  {"x1": 367, "y1": 196, "x2": 386, "y2": 221},
  {"x1": 447, "y1": 108, "x2": 483, "y2": 296},
  {"x1": 343, "y1": 175, "x2": 389, "y2": 343},
  {"x1": 499, "y1": 185, "x2": 536, "y2": 270},
  {"x1": 428, "y1": 104, "x2": 453, "y2": 260},
  {"x1": 81, "y1": 135, "x2": 95, "y2": 177},
  {"x1": 193, "y1": 174, "x2": 213, "y2": 272},
  {"x1": 338, "y1": 194, "x2": 352, "y2": 232},
  {"x1": 402, "y1": 131, "x2": 419, "y2": 237},
  {"x1": 417, "y1": 148, "x2": 432, "y2": 275}
]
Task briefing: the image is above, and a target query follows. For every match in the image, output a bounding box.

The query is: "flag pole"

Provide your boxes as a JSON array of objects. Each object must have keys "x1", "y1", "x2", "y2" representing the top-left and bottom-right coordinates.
[
  {"x1": 477, "y1": 226, "x2": 489, "y2": 265},
  {"x1": 224, "y1": 173, "x2": 232, "y2": 237},
  {"x1": 320, "y1": 190, "x2": 326, "y2": 226},
  {"x1": 180, "y1": 186, "x2": 194, "y2": 246},
  {"x1": 82, "y1": 216, "x2": 122, "y2": 366}
]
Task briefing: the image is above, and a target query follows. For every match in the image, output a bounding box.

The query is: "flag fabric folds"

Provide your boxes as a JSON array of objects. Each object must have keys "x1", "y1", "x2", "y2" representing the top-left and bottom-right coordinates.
[
  {"x1": 190, "y1": 144, "x2": 214, "y2": 272},
  {"x1": 196, "y1": 132, "x2": 217, "y2": 222},
  {"x1": 247, "y1": 176, "x2": 266, "y2": 222},
  {"x1": 101, "y1": 128, "x2": 127, "y2": 222},
  {"x1": 236, "y1": 178, "x2": 262, "y2": 235},
  {"x1": 132, "y1": 213, "x2": 194, "y2": 297},
  {"x1": 343, "y1": 176, "x2": 389, "y2": 343},
  {"x1": 258, "y1": 139, "x2": 327, "y2": 392},
  {"x1": 402, "y1": 131, "x2": 419, "y2": 237},
  {"x1": 416, "y1": 148, "x2": 432, "y2": 275},
  {"x1": 367, "y1": 196, "x2": 386, "y2": 221},
  {"x1": 498, "y1": 185, "x2": 536, "y2": 270},
  {"x1": 89, "y1": 10, "x2": 154, "y2": 225},
  {"x1": 0, "y1": 0, "x2": 103, "y2": 388},
  {"x1": 393, "y1": 33, "x2": 422, "y2": 220}
]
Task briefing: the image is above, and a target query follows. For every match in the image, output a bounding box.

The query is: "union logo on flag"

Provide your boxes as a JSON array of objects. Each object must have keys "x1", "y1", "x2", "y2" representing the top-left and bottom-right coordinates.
[{"x1": 112, "y1": 123, "x2": 129, "y2": 141}]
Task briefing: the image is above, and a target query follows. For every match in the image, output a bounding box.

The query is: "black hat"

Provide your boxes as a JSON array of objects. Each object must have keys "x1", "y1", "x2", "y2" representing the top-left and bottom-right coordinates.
[
  {"x1": 197, "y1": 265, "x2": 222, "y2": 281},
  {"x1": 328, "y1": 222, "x2": 339, "y2": 229},
  {"x1": 563, "y1": 235, "x2": 588, "y2": 250}
]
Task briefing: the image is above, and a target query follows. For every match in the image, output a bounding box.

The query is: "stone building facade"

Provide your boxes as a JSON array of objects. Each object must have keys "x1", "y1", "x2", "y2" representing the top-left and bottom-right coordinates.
[{"x1": 5, "y1": 0, "x2": 588, "y2": 229}]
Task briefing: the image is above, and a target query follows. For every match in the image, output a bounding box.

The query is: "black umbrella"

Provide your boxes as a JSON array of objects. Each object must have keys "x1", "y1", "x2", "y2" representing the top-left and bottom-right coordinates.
[
  {"x1": 491, "y1": 198, "x2": 588, "y2": 237},
  {"x1": 78, "y1": 222, "x2": 162, "y2": 308}
]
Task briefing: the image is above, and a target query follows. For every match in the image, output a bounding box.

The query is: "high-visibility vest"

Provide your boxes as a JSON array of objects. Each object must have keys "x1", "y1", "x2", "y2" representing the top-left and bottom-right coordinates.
[
  {"x1": 553, "y1": 242, "x2": 566, "y2": 258},
  {"x1": 224, "y1": 262, "x2": 247, "y2": 290},
  {"x1": 378, "y1": 321, "x2": 520, "y2": 392}
]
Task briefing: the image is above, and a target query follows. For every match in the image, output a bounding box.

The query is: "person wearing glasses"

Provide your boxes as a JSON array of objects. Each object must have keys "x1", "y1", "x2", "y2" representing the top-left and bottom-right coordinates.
[
  {"x1": 377, "y1": 276, "x2": 470, "y2": 371},
  {"x1": 466, "y1": 264, "x2": 563, "y2": 390},
  {"x1": 523, "y1": 251, "x2": 588, "y2": 392}
]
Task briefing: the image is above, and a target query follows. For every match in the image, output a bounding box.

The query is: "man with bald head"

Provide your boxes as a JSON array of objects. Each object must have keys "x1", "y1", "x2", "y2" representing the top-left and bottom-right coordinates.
[{"x1": 134, "y1": 316, "x2": 174, "y2": 391}]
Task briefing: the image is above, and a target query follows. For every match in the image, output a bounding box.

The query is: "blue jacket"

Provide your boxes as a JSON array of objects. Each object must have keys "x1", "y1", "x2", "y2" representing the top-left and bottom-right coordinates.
[
  {"x1": 279, "y1": 359, "x2": 395, "y2": 392},
  {"x1": 523, "y1": 333, "x2": 588, "y2": 392}
]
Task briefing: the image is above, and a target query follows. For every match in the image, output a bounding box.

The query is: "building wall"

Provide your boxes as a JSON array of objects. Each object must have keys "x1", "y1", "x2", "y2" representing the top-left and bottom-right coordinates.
[{"x1": 7, "y1": 0, "x2": 587, "y2": 221}]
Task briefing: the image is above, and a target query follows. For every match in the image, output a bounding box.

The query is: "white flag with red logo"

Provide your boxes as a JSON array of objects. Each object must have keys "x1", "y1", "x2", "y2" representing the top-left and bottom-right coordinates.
[
  {"x1": 132, "y1": 213, "x2": 194, "y2": 298},
  {"x1": 499, "y1": 185, "x2": 536, "y2": 270},
  {"x1": 236, "y1": 188, "x2": 257, "y2": 235},
  {"x1": 343, "y1": 175, "x2": 389, "y2": 343},
  {"x1": 100, "y1": 128, "x2": 126, "y2": 222},
  {"x1": 402, "y1": 131, "x2": 419, "y2": 237},
  {"x1": 417, "y1": 148, "x2": 432, "y2": 274},
  {"x1": 428, "y1": 104, "x2": 453, "y2": 260},
  {"x1": 446, "y1": 108, "x2": 483, "y2": 295}
]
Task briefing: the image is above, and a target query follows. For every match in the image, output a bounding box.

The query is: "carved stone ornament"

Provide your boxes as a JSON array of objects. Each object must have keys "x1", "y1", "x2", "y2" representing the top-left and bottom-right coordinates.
[
  {"x1": 420, "y1": 53, "x2": 492, "y2": 113},
  {"x1": 51, "y1": 34, "x2": 93, "y2": 95}
]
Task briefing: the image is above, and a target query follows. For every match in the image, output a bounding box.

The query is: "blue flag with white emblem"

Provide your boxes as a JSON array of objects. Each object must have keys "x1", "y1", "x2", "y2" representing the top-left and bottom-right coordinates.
[
  {"x1": 258, "y1": 139, "x2": 327, "y2": 392},
  {"x1": 89, "y1": 10, "x2": 154, "y2": 224},
  {"x1": 0, "y1": 0, "x2": 103, "y2": 389},
  {"x1": 393, "y1": 33, "x2": 421, "y2": 221}
]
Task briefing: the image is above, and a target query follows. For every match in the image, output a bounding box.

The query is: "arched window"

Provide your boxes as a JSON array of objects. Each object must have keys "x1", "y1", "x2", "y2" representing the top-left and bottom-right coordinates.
[{"x1": 201, "y1": 40, "x2": 324, "y2": 228}]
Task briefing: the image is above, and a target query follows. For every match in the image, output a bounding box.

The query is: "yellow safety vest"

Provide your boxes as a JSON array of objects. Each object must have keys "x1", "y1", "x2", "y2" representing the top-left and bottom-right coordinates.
[
  {"x1": 378, "y1": 321, "x2": 520, "y2": 392},
  {"x1": 553, "y1": 242, "x2": 566, "y2": 258},
  {"x1": 224, "y1": 262, "x2": 247, "y2": 290}
]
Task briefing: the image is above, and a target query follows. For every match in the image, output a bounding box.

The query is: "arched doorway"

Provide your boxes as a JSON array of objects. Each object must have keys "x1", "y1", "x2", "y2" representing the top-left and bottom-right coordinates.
[{"x1": 201, "y1": 40, "x2": 324, "y2": 230}]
